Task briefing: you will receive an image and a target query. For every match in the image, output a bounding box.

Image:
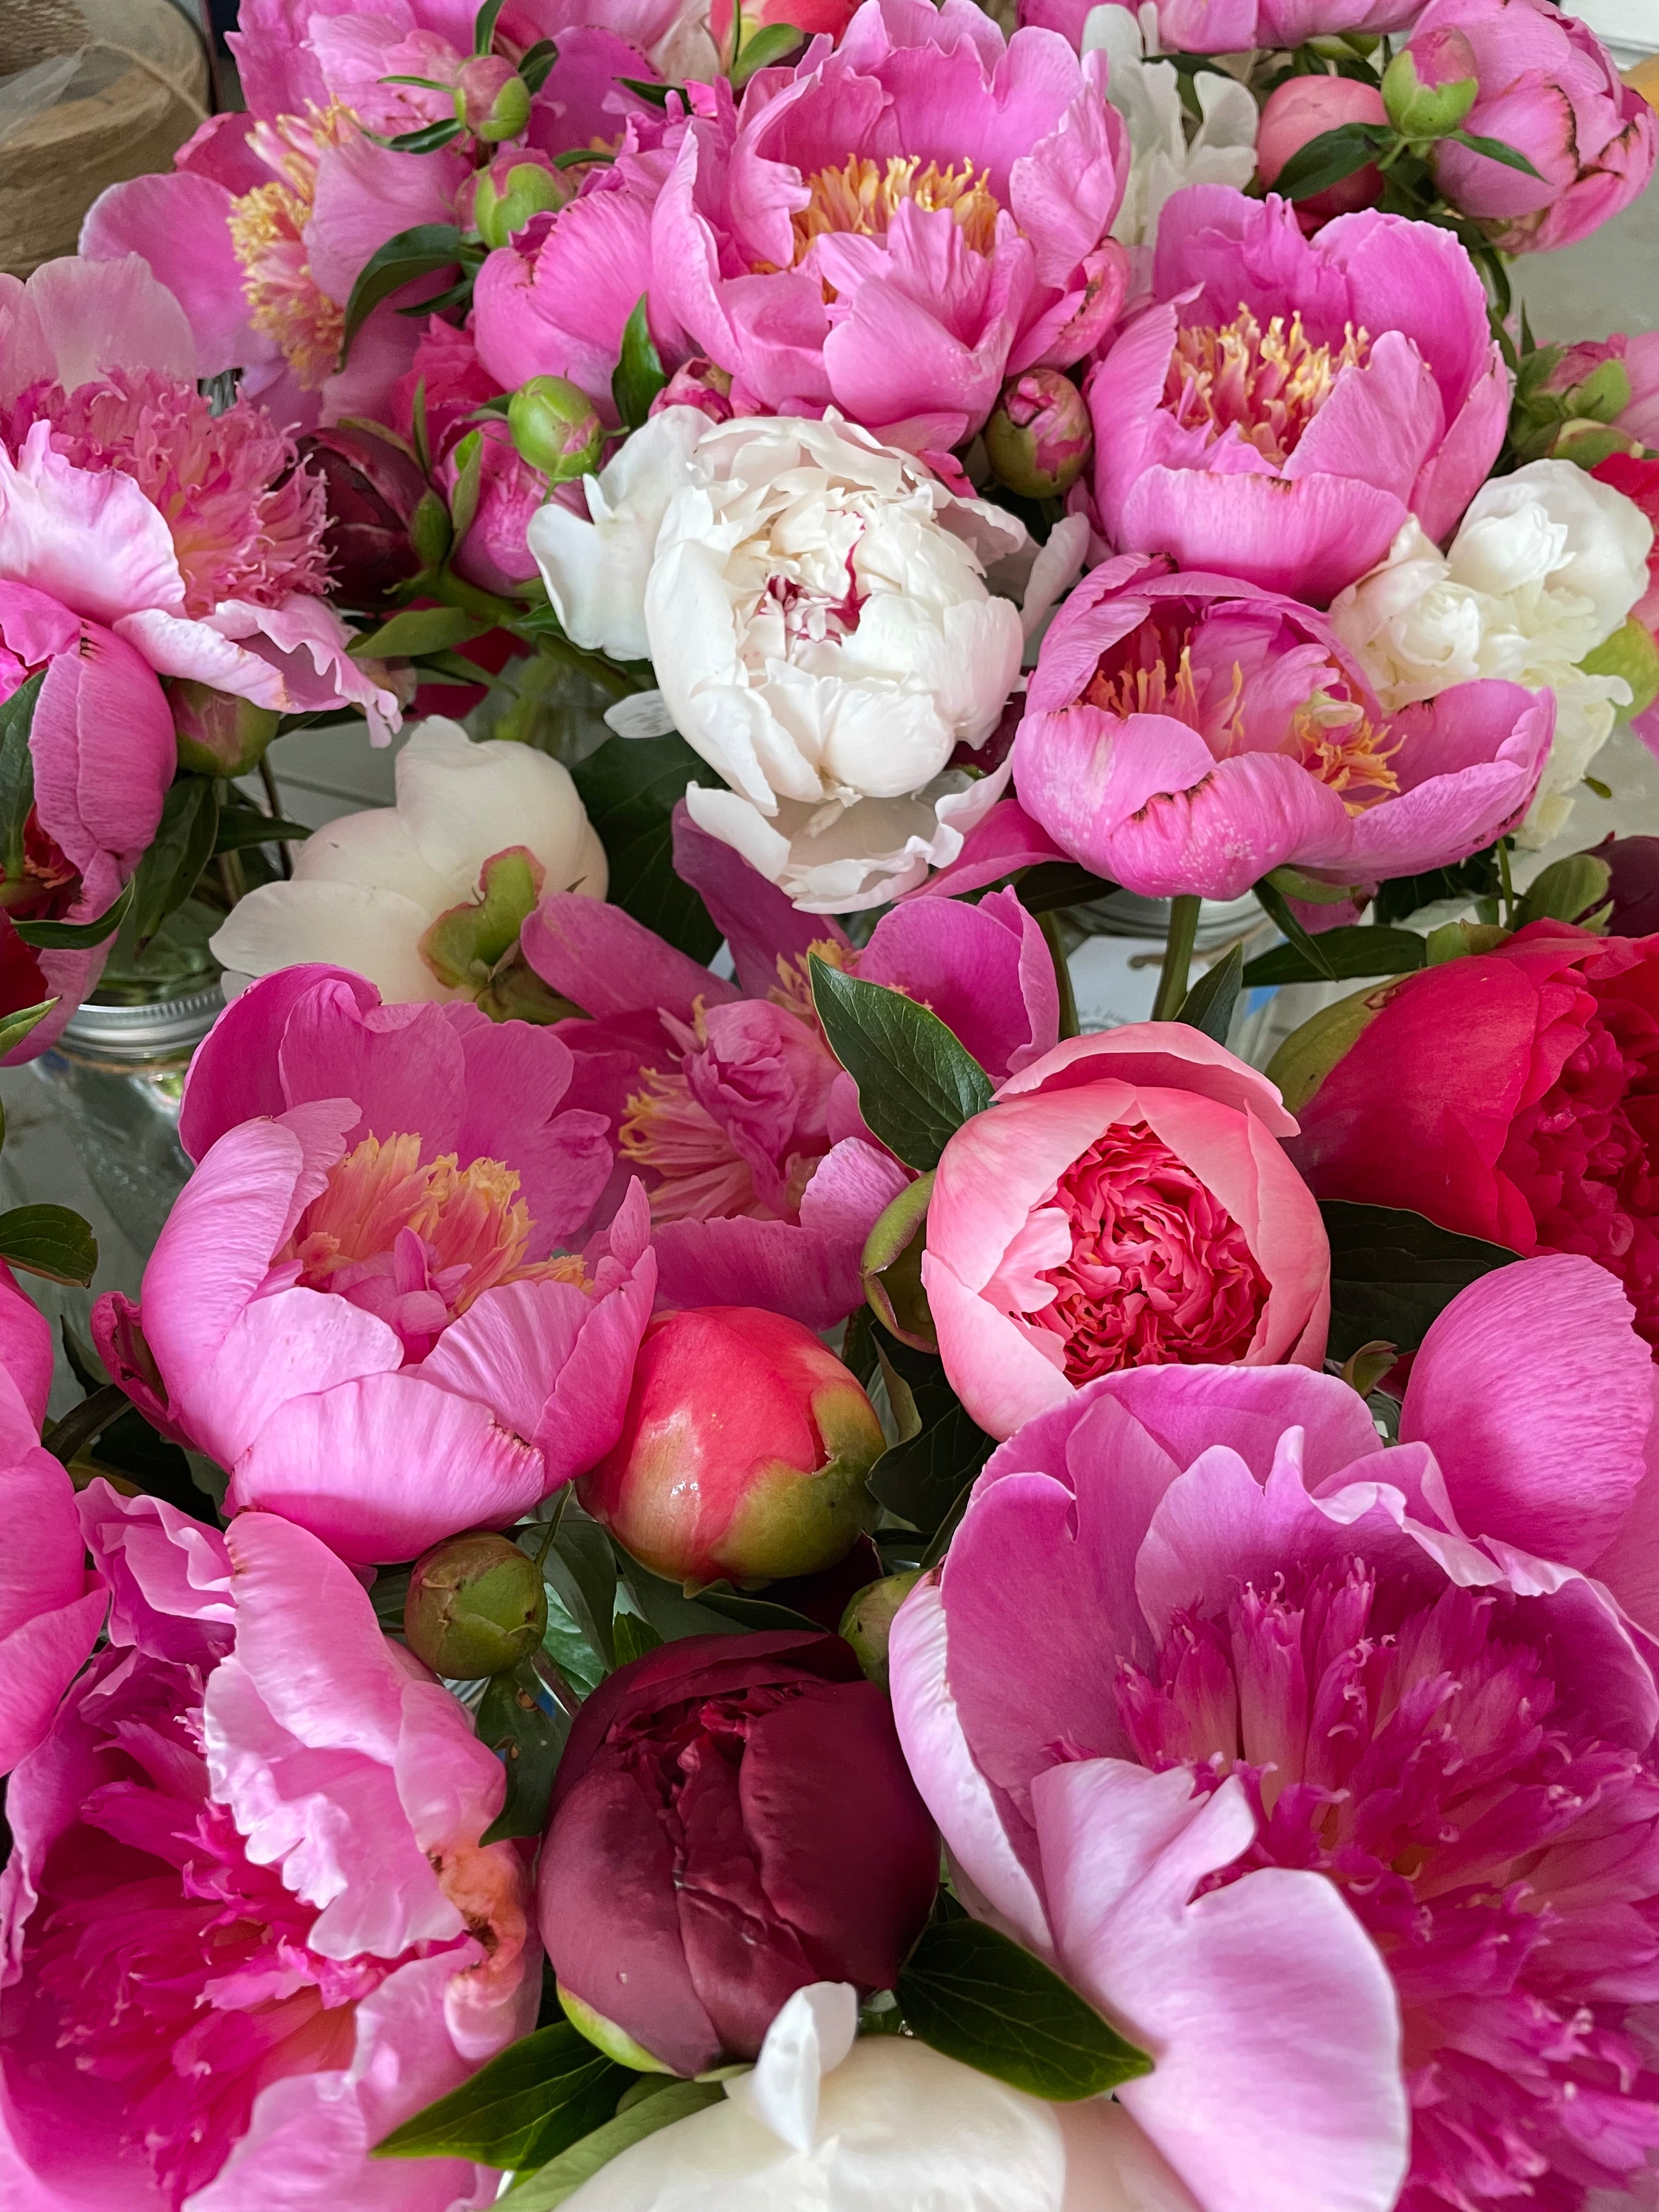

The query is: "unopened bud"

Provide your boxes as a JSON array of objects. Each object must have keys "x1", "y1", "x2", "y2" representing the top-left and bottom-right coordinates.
[
  {"x1": 404, "y1": 1528, "x2": 548, "y2": 1678},
  {"x1": 455, "y1": 55, "x2": 531, "y2": 141},
  {"x1": 507, "y1": 374, "x2": 605, "y2": 482},
  {"x1": 472, "y1": 155, "x2": 571, "y2": 248},
  {"x1": 649, "y1": 357, "x2": 735, "y2": 425},
  {"x1": 861, "y1": 1170, "x2": 935, "y2": 1353},
  {"x1": 984, "y1": 368, "x2": 1092, "y2": 500},
  {"x1": 1383, "y1": 30, "x2": 1479, "y2": 139},
  {"x1": 838, "y1": 1571, "x2": 923, "y2": 1692},
  {"x1": 168, "y1": 680, "x2": 281, "y2": 776}
]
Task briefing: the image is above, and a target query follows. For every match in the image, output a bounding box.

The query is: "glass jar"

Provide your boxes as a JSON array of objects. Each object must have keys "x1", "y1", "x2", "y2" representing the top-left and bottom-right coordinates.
[{"x1": 1059, "y1": 889, "x2": 1284, "y2": 1059}]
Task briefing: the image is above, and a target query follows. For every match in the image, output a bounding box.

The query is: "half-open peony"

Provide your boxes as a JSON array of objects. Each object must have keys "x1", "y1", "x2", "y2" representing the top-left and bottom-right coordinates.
[
  {"x1": 0, "y1": 1496, "x2": 537, "y2": 2208},
  {"x1": 891, "y1": 1253, "x2": 1659, "y2": 2212},
  {"x1": 1025, "y1": 0, "x2": 1420, "y2": 54},
  {"x1": 922, "y1": 1024, "x2": 1330, "y2": 1442},
  {"x1": 94, "y1": 964, "x2": 649, "y2": 1563},
  {"x1": 1087, "y1": 185, "x2": 1509, "y2": 606},
  {"x1": 1012, "y1": 553, "x2": 1552, "y2": 902}
]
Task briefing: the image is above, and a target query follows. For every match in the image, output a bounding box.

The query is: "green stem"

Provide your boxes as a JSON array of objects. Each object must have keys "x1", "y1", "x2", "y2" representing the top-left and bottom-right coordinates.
[
  {"x1": 1152, "y1": 894, "x2": 1201, "y2": 1023},
  {"x1": 1497, "y1": 836, "x2": 1515, "y2": 929},
  {"x1": 1039, "y1": 911, "x2": 1079, "y2": 1040}
]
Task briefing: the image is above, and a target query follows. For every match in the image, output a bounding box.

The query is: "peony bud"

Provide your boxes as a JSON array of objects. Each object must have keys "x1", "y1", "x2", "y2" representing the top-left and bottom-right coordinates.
[
  {"x1": 507, "y1": 375, "x2": 605, "y2": 483},
  {"x1": 984, "y1": 369, "x2": 1092, "y2": 500},
  {"x1": 648, "y1": 357, "x2": 735, "y2": 425},
  {"x1": 577, "y1": 1307, "x2": 885, "y2": 1587},
  {"x1": 838, "y1": 1571, "x2": 923, "y2": 1691},
  {"x1": 861, "y1": 1171, "x2": 935, "y2": 1353},
  {"x1": 471, "y1": 151, "x2": 572, "y2": 249},
  {"x1": 1383, "y1": 28, "x2": 1479, "y2": 139},
  {"x1": 1256, "y1": 75, "x2": 1389, "y2": 224},
  {"x1": 455, "y1": 55, "x2": 531, "y2": 142},
  {"x1": 403, "y1": 1528, "x2": 548, "y2": 1678},
  {"x1": 1586, "y1": 833, "x2": 1659, "y2": 936},
  {"x1": 168, "y1": 680, "x2": 281, "y2": 776},
  {"x1": 296, "y1": 423, "x2": 428, "y2": 612}
]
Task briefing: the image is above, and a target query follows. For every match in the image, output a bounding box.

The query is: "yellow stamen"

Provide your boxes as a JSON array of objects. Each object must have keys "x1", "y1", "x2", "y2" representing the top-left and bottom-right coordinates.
[
  {"x1": 1167, "y1": 306, "x2": 1371, "y2": 467},
  {"x1": 791, "y1": 154, "x2": 1001, "y2": 262},
  {"x1": 227, "y1": 105, "x2": 355, "y2": 389}
]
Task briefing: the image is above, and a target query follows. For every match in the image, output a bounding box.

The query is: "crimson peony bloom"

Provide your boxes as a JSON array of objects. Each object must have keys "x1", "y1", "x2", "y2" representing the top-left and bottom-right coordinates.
[
  {"x1": 538, "y1": 1631, "x2": 939, "y2": 2078},
  {"x1": 1289, "y1": 919, "x2": 1659, "y2": 1353}
]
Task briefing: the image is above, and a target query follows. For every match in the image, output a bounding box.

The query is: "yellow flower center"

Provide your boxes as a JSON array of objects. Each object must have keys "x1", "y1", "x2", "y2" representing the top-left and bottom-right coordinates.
[
  {"x1": 791, "y1": 153, "x2": 1001, "y2": 263},
  {"x1": 227, "y1": 106, "x2": 355, "y2": 390},
  {"x1": 1166, "y1": 306, "x2": 1371, "y2": 469}
]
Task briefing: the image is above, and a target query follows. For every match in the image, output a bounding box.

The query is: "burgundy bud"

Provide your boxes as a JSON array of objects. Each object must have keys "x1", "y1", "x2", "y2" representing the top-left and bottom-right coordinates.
[
  {"x1": 295, "y1": 424, "x2": 428, "y2": 613},
  {"x1": 538, "y1": 1632, "x2": 939, "y2": 2074},
  {"x1": 1588, "y1": 834, "x2": 1659, "y2": 938},
  {"x1": 984, "y1": 368, "x2": 1092, "y2": 500}
]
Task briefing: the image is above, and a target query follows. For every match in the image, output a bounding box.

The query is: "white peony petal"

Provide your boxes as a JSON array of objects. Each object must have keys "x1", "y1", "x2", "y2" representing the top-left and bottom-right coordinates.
[{"x1": 208, "y1": 881, "x2": 455, "y2": 1002}]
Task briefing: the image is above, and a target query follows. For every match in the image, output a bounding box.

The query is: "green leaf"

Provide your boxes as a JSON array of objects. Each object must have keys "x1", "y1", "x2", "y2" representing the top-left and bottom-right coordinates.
[
  {"x1": 129, "y1": 776, "x2": 220, "y2": 944},
  {"x1": 497, "y1": 2080, "x2": 726, "y2": 2208},
  {"x1": 340, "y1": 222, "x2": 463, "y2": 364},
  {"x1": 0, "y1": 1203, "x2": 97, "y2": 1285},
  {"x1": 1273, "y1": 121, "x2": 1387, "y2": 201},
  {"x1": 519, "y1": 37, "x2": 558, "y2": 91},
  {"x1": 611, "y1": 297, "x2": 668, "y2": 431},
  {"x1": 692, "y1": 1585, "x2": 830, "y2": 1635},
  {"x1": 1177, "y1": 943, "x2": 1243, "y2": 1042},
  {"x1": 730, "y1": 19, "x2": 803, "y2": 86},
  {"x1": 477, "y1": 1660, "x2": 568, "y2": 1844},
  {"x1": 1242, "y1": 924, "x2": 1428, "y2": 988},
  {"x1": 214, "y1": 805, "x2": 311, "y2": 854},
  {"x1": 0, "y1": 997, "x2": 58, "y2": 1059},
  {"x1": 1321, "y1": 1199, "x2": 1520, "y2": 1363},
  {"x1": 13, "y1": 877, "x2": 133, "y2": 950},
  {"x1": 809, "y1": 958, "x2": 992, "y2": 1173},
  {"x1": 351, "y1": 605, "x2": 493, "y2": 659},
  {"x1": 1251, "y1": 875, "x2": 1338, "y2": 984},
  {"x1": 473, "y1": 0, "x2": 507, "y2": 53},
  {"x1": 896, "y1": 1916, "x2": 1152, "y2": 2102},
  {"x1": 570, "y1": 735, "x2": 720, "y2": 963},
  {"x1": 547, "y1": 1510, "x2": 619, "y2": 1670},
  {"x1": 865, "y1": 1329, "x2": 993, "y2": 1544},
  {"x1": 1374, "y1": 844, "x2": 1502, "y2": 926},
  {"x1": 1451, "y1": 128, "x2": 1544, "y2": 180},
  {"x1": 612, "y1": 1551, "x2": 748, "y2": 1645},
  {"x1": 379, "y1": 116, "x2": 465, "y2": 154},
  {"x1": 377, "y1": 2023, "x2": 629, "y2": 2168},
  {"x1": 1015, "y1": 861, "x2": 1118, "y2": 916},
  {"x1": 447, "y1": 427, "x2": 486, "y2": 547},
  {"x1": 617, "y1": 74, "x2": 674, "y2": 106},
  {"x1": 0, "y1": 670, "x2": 43, "y2": 880},
  {"x1": 610, "y1": 1610, "x2": 664, "y2": 1666}
]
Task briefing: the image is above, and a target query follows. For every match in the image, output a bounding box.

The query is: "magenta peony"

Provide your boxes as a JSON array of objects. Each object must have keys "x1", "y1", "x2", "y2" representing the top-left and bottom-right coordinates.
[
  {"x1": 922, "y1": 1023, "x2": 1330, "y2": 1441},
  {"x1": 1086, "y1": 185, "x2": 1509, "y2": 605},
  {"x1": 891, "y1": 1253, "x2": 1659, "y2": 2212},
  {"x1": 1011, "y1": 554, "x2": 1553, "y2": 902},
  {"x1": 93, "y1": 965, "x2": 650, "y2": 1563},
  {"x1": 0, "y1": 1498, "x2": 537, "y2": 2208},
  {"x1": 1022, "y1": 0, "x2": 1419, "y2": 54}
]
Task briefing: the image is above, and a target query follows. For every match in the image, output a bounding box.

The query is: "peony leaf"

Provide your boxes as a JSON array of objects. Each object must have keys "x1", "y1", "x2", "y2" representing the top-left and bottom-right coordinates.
[
  {"x1": 1014, "y1": 860, "x2": 1117, "y2": 915},
  {"x1": 1272, "y1": 121, "x2": 1389, "y2": 201},
  {"x1": 519, "y1": 37, "x2": 558, "y2": 92},
  {"x1": 609, "y1": 1609, "x2": 663, "y2": 1664},
  {"x1": 1321, "y1": 1199, "x2": 1520, "y2": 1363},
  {"x1": 611, "y1": 297, "x2": 668, "y2": 431},
  {"x1": 896, "y1": 1914, "x2": 1152, "y2": 2101},
  {"x1": 13, "y1": 877, "x2": 133, "y2": 950},
  {"x1": 809, "y1": 957, "x2": 992, "y2": 1172},
  {"x1": 477, "y1": 1658, "x2": 569, "y2": 1844},
  {"x1": 0, "y1": 997, "x2": 58, "y2": 1060},
  {"x1": 731, "y1": 20, "x2": 804, "y2": 87},
  {"x1": 571, "y1": 735, "x2": 720, "y2": 962},
  {"x1": 0, "y1": 1203, "x2": 97, "y2": 1286},
  {"x1": 868, "y1": 1329, "x2": 992, "y2": 1550},
  {"x1": 1449, "y1": 128, "x2": 1544, "y2": 180},
  {"x1": 1242, "y1": 924, "x2": 1427, "y2": 987},
  {"x1": 0, "y1": 669, "x2": 43, "y2": 881},
  {"x1": 340, "y1": 223, "x2": 464, "y2": 364},
  {"x1": 213, "y1": 804, "x2": 312, "y2": 854},
  {"x1": 473, "y1": 0, "x2": 508, "y2": 54},
  {"x1": 1177, "y1": 943, "x2": 1243, "y2": 1043},
  {"x1": 376, "y1": 2022, "x2": 630, "y2": 2168},
  {"x1": 349, "y1": 605, "x2": 494, "y2": 659},
  {"x1": 128, "y1": 776, "x2": 220, "y2": 946},
  {"x1": 496, "y1": 2079, "x2": 727, "y2": 2207}
]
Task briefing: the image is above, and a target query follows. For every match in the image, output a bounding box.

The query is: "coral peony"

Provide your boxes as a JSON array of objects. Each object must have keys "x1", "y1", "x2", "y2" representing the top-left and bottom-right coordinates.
[
  {"x1": 94, "y1": 964, "x2": 650, "y2": 1562},
  {"x1": 1087, "y1": 185, "x2": 1508, "y2": 606},
  {"x1": 1013, "y1": 554, "x2": 1553, "y2": 902},
  {"x1": 1289, "y1": 918, "x2": 1659, "y2": 1355},
  {"x1": 922, "y1": 1023, "x2": 1330, "y2": 1441},
  {"x1": 522, "y1": 803, "x2": 1055, "y2": 1325},
  {"x1": 1256, "y1": 76, "x2": 1387, "y2": 227},
  {"x1": 210, "y1": 718, "x2": 607, "y2": 1006},
  {"x1": 891, "y1": 1253, "x2": 1659, "y2": 2212},
  {"x1": 1415, "y1": 0, "x2": 1656, "y2": 255},
  {"x1": 0, "y1": 1498, "x2": 537, "y2": 2209}
]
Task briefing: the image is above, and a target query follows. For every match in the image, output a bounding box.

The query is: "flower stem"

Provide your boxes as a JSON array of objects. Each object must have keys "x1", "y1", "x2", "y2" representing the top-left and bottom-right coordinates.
[
  {"x1": 1152, "y1": 894, "x2": 1201, "y2": 1023},
  {"x1": 1039, "y1": 910, "x2": 1079, "y2": 1039}
]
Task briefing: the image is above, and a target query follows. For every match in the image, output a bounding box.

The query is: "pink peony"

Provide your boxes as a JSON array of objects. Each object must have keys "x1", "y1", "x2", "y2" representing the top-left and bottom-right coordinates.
[
  {"x1": 1415, "y1": 0, "x2": 1657, "y2": 255},
  {"x1": 644, "y1": 0, "x2": 1130, "y2": 449},
  {"x1": 1011, "y1": 554, "x2": 1553, "y2": 902},
  {"x1": 1086, "y1": 185, "x2": 1509, "y2": 606},
  {"x1": 1020, "y1": 0, "x2": 1419, "y2": 53},
  {"x1": 921, "y1": 1023, "x2": 1329, "y2": 1442},
  {"x1": 0, "y1": 257, "x2": 398, "y2": 741},
  {"x1": 522, "y1": 805, "x2": 1058, "y2": 1327},
  {"x1": 94, "y1": 966, "x2": 651, "y2": 1564},
  {"x1": 0, "y1": 1496, "x2": 537, "y2": 2209},
  {"x1": 0, "y1": 581, "x2": 175, "y2": 1058},
  {"x1": 1547, "y1": 331, "x2": 1659, "y2": 455},
  {"x1": 394, "y1": 322, "x2": 544, "y2": 596},
  {"x1": 890, "y1": 1252, "x2": 1659, "y2": 2212}
]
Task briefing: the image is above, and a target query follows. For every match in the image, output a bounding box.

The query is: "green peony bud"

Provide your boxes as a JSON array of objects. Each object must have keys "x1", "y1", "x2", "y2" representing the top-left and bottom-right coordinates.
[
  {"x1": 168, "y1": 680, "x2": 282, "y2": 777},
  {"x1": 984, "y1": 369, "x2": 1092, "y2": 500},
  {"x1": 860, "y1": 1170, "x2": 935, "y2": 1352},
  {"x1": 403, "y1": 1528, "x2": 548, "y2": 1678},
  {"x1": 473, "y1": 157, "x2": 572, "y2": 249},
  {"x1": 838, "y1": 1571, "x2": 923, "y2": 1692},
  {"x1": 507, "y1": 374, "x2": 605, "y2": 483},
  {"x1": 1382, "y1": 30, "x2": 1479, "y2": 139}
]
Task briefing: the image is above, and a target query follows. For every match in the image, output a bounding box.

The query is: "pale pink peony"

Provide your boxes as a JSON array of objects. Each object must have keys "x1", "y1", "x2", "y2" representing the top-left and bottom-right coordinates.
[
  {"x1": 922, "y1": 1023, "x2": 1329, "y2": 1441},
  {"x1": 522, "y1": 805, "x2": 1058, "y2": 1326},
  {"x1": 1020, "y1": 0, "x2": 1419, "y2": 53},
  {"x1": 1011, "y1": 554, "x2": 1553, "y2": 902},
  {"x1": 1087, "y1": 185, "x2": 1510, "y2": 605},
  {"x1": 890, "y1": 1252, "x2": 1659, "y2": 2212},
  {"x1": 0, "y1": 1497, "x2": 537, "y2": 2210},
  {"x1": 94, "y1": 966, "x2": 651, "y2": 1564},
  {"x1": 0, "y1": 257, "x2": 398, "y2": 740}
]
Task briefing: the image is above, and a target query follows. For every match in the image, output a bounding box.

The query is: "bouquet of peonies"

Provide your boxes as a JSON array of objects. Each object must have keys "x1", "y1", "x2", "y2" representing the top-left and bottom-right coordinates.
[{"x1": 3, "y1": 0, "x2": 1659, "y2": 2204}]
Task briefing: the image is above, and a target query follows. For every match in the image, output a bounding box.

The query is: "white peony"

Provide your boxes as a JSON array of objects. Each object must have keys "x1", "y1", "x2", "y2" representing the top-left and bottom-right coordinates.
[
  {"x1": 1084, "y1": 5, "x2": 1259, "y2": 258},
  {"x1": 528, "y1": 409, "x2": 1038, "y2": 911},
  {"x1": 209, "y1": 718, "x2": 606, "y2": 1002},
  {"x1": 1331, "y1": 459, "x2": 1654, "y2": 846},
  {"x1": 559, "y1": 1983, "x2": 1198, "y2": 2211}
]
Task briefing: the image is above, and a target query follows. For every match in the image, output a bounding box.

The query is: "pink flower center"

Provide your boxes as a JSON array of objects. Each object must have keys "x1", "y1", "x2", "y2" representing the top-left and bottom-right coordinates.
[
  {"x1": 791, "y1": 154, "x2": 1001, "y2": 264},
  {"x1": 227, "y1": 107, "x2": 354, "y2": 390},
  {"x1": 1028, "y1": 1121, "x2": 1269, "y2": 1380},
  {"x1": 1167, "y1": 306, "x2": 1372, "y2": 470},
  {"x1": 40, "y1": 369, "x2": 329, "y2": 615},
  {"x1": 286, "y1": 1131, "x2": 579, "y2": 1359},
  {"x1": 1116, "y1": 1566, "x2": 1659, "y2": 2212}
]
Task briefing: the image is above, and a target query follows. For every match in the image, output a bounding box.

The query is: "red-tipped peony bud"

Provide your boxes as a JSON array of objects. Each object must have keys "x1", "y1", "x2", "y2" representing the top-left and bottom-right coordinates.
[
  {"x1": 1383, "y1": 26, "x2": 1479, "y2": 139},
  {"x1": 470, "y1": 149, "x2": 572, "y2": 248},
  {"x1": 168, "y1": 680, "x2": 282, "y2": 776},
  {"x1": 984, "y1": 369, "x2": 1092, "y2": 500},
  {"x1": 295, "y1": 423, "x2": 428, "y2": 613},
  {"x1": 403, "y1": 1528, "x2": 548, "y2": 1678},
  {"x1": 1257, "y1": 75, "x2": 1389, "y2": 225},
  {"x1": 455, "y1": 55, "x2": 531, "y2": 141},
  {"x1": 577, "y1": 1307, "x2": 884, "y2": 1587},
  {"x1": 507, "y1": 375, "x2": 605, "y2": 483},
  {"x1": 648, "y1": 357, "x2": 735, "y2": 425}
]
